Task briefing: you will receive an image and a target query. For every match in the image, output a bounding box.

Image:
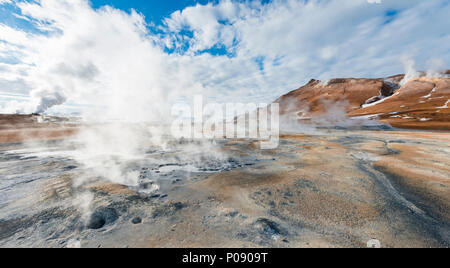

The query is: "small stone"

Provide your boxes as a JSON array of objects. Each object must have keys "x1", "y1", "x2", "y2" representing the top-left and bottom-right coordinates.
[
  {"x1": 172, "y1": 179, "x2": 182, "y2": 184},
  {"x1": 63, "y1": 165, "x2": 77, "y2": 171},
  {"x1": 225, "y1": 211, "x2": 239, "y2": 218},
  {"x1": 131, "y1": 217, "x2": 142, "y2": 224}
]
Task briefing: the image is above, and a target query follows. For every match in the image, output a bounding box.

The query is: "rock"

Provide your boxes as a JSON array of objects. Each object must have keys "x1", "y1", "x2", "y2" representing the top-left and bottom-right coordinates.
[
  {"x1": 365, "y1": 96, "x2": 382, "y2": 105},
  {"x1": 381, "y1": 81, "x2": 400, "y2": 97},
  {"x1": 63, "y1": 165, "x2": 77, "y2": 171},
  {"x1": 254, "y1": 218, "x2": 286, "y2": 237},
  {"x1": 131, "y1": 217, "x2": 142, "y2": 224},
  {"x1": 225, "y1": 211, "x2": 239, "y2": 218}
]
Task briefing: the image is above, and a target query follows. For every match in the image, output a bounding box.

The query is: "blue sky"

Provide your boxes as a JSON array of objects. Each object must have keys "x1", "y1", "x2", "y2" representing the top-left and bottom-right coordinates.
[
  {"x1": 0, "y1": 0, "x2": 449, "y2": 116},
  {"x1": 0, "y1": 0, "x2": 212, "y2": 32},
  {"x1": 91, "y1": 0, "x2": 212, "y2": 23}
]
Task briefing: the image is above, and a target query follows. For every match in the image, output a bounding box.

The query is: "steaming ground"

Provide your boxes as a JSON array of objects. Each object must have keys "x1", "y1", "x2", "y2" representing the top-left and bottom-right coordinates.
[{"x1": 0, "y1": 124, "x2": 449, "y2": 248}]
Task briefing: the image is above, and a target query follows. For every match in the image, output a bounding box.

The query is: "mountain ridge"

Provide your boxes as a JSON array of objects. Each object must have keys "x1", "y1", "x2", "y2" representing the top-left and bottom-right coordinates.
[{"x1": 276, "y1": 70, "x2": 450, "y2": 130}]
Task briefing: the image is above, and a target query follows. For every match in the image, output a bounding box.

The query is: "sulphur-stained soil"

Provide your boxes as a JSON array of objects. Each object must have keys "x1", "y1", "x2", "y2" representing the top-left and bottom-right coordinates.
[
  {"x1": 0, "y1": 114, "x2": 79, "y2": 143},
  {"x1": 0, "y1": 127, "x2": 448, "y2": 248}
]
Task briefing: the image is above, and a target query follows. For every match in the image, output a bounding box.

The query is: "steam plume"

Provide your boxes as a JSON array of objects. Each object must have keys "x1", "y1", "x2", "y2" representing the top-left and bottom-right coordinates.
[{"x1": 33, "y1": 91, "x2": 67, "y2": 114}]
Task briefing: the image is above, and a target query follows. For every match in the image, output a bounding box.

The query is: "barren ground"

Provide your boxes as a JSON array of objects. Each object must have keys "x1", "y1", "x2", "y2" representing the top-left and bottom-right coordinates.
[{"x1": 0, "y1": 118, "x2": 448, "y2": 248}]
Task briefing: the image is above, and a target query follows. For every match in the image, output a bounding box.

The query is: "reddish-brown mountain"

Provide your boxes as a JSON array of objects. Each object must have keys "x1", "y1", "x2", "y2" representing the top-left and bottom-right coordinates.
[{"x1": 276, "y1": 71, "x2": 450, "y2": 130}]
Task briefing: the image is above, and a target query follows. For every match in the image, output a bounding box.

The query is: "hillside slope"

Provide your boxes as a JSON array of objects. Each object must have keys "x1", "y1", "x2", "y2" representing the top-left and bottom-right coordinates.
[{"x1": 276, "y1": 72, "x2": 450, "y2": 130}]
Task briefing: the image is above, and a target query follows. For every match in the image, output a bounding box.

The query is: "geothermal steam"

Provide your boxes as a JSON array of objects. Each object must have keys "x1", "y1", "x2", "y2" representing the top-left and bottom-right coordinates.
[{"x1": 34, "y1": 91, "x2": 67, "y2": 114}]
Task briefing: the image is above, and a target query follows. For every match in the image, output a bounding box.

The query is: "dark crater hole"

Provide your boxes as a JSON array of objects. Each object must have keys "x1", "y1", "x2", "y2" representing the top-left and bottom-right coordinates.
[{"x1": 87, "y1": 207, "x2": 119, "y2": 230}]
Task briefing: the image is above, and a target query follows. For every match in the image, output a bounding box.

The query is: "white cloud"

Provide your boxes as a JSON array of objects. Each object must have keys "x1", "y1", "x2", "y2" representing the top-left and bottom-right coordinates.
[
  {"x1": 162, "y1": 0, "x2": 241, "y2": 53},
  {"x1": 0, "y1": 0, "x2": 449, "y2": 117}
]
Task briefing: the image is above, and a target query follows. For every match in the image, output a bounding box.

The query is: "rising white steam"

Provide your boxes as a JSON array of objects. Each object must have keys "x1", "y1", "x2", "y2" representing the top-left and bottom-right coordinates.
[
  {"x1": 34, "y1": 91, "x2": 67, "y2": 114},
  {"x1": 400, "y1": 57, "x2": 448, "y2": 85},
  {"x1": 0, "y1": 1, "x2": 233, "y2": 212},
  {"x1": 0, "y1": 0, "x2": 204, "y2": 119},
  {"x1": 2, "y1": 0, "x2": 450, "y2": 115},
  {"x1": 0, "y1": 0, "x2": 448, "y2": 212},
  {"x1": 426, "y1": 59, "x2": 448, "y2": 78},
  {"x1": 400, "y1": 57, "x2": 420, "y2": 86}
]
